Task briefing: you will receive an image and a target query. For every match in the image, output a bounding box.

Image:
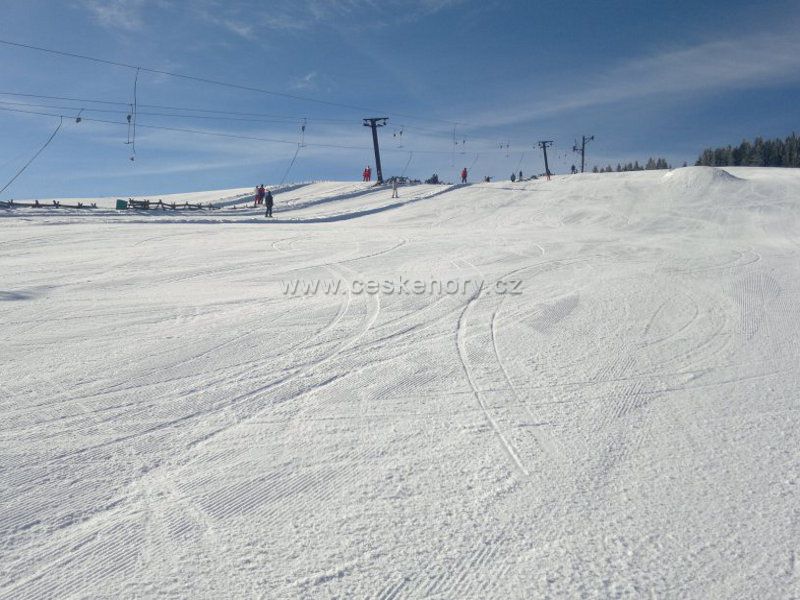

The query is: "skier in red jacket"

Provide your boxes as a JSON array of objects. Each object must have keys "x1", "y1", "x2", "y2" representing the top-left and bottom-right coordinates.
[{"x1": 461, "y1": 167, "x2": 468, "y2": 184}]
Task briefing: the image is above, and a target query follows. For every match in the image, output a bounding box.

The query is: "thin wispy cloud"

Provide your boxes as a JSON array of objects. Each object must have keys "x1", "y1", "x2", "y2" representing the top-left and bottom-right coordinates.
[
  {"x1": 78, "y1": 0, "x2": 152, "y2": 31},
  {"x1": 189, "y1": 0, "x2": 471, "y2": 34},
  {"x1": 467, "y1": 28, "x2": 800, "y2": 129},
  {"x1": 291, "y1": 72, "x2": 319, "y2": 91},
  {"x1": 217, "y1": 19, "x2": 256, "y2": 40}
]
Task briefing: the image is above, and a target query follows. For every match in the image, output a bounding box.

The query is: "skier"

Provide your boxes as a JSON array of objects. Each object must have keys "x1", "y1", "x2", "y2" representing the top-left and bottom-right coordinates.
[
  {"x1": 255, "y1": 184, "x2": 265, "y2": 205},
  {"x1": 461, "y1": 167, "x2": 468, "y2": 184},
  {"x1": 519, "y1": 170, "x2": 523, "y2": 181},
  {"x1": 510, "y1": 173, "x2": 516, "y2": 182},
  {"x1": 264, "y1": 189, "x2": 274, "y2": 217},
  {"x1": 362, "y1": 167, "x2": 369, "y2": 182},
  {"x1": 571, "y1": 164, "x2": 578, "y2": 175},
  {"x1": 391, "y1": 179, "x2": 399, "y2": 198}
]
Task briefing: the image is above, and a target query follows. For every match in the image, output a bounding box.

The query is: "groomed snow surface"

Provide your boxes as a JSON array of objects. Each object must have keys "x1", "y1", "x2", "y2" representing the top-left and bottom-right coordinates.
[{"x1": 1, "y1": 167, "x2": 799, "y2": 598}]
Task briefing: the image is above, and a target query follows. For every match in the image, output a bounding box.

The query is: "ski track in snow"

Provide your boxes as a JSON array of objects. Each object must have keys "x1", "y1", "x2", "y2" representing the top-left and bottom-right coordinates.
[{"x1": 2, "y1": 169, "x2": 800, "y2": 598}]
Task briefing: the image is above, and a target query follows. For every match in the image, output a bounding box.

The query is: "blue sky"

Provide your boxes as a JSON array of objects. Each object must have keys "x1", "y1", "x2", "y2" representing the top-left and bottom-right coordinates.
[{"x1": 1, "y1": 0, "x2": 799, "y2": 198}]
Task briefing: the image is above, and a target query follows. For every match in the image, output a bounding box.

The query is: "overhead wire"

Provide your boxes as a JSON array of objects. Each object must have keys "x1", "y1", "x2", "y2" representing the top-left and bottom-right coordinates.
[
  {"x1": 0, "y1": 38, "x2": 458, "y2": 126},
  {"x1": 0, "y1": 91, "x2": 337, "y2": 122},
  {"x1": 400, "y1": 152, "x2": 414, "y2": 177},
  {"x1": 0, "y1": 90, "x2": 534, "y2": 148},
  {"x1": 132, "y1": 67, "x2": 139, "y2": 158},
  {"x1": 0, "y1": 39, "x2": 552, "y2": 159},
  {"x1": 0, "y1": 99, "x2": 338, "y2": 126},
  {"x1": 126, "y1": 67, "x2": 140, "y2": 159},
  {"x1": 0, "y1": 35, "x2": 544, "y2": 182},
  {"x1": 279, "y1": 119, "x2": 307, "y2": 185},
  {"x1": 0, "y1": 91, "x2": 533, "y2": 149},
  {"x1": 0, "y1": 105, "x2": 516, "y2": 157},
  {"x1": 0, "y1": 116, "x2": 63, "y2": 196}
]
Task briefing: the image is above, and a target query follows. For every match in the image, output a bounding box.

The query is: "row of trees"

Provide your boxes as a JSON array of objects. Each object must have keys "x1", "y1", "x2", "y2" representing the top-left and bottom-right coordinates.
[
  {"x1": 696, "y1": 133, "x2": 800, "y2": 168},
  {"x1": 592, "y1": 157, "x2": 673, "y2": 173}
]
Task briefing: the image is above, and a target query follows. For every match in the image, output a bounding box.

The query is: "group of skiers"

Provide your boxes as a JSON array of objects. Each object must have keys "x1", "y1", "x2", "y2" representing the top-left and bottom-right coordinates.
[
  {"x1": 254, "y1": 184, "x2": 274, "y2": 217},
  {"x1": 255, "y1": 173, "x2": 400, "y2": 220},
  {"x1": 255, "y1": 164, "x2": 534, "y2": 220},
  {"x1": 360, "y1": 166, "x2": 527, "y2": 187}
]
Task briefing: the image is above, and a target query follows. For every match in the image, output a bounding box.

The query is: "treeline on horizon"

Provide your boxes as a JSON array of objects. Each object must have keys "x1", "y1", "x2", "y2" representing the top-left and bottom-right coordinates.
[
  {"x1": 592, "y1": 158, "x2": 672, "y2": 173},
  {"x1": 696, "y1": 133, "x2": 800, "y2": 168}
]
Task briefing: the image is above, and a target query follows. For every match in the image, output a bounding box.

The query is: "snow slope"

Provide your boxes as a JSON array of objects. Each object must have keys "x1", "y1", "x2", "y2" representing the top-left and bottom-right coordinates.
[
  {"x1": 1, "y1": 181, "x2": 453, "y2": 223},
  {"x1": 1, "y1": 167, "x2": 799, "y2": 598}
]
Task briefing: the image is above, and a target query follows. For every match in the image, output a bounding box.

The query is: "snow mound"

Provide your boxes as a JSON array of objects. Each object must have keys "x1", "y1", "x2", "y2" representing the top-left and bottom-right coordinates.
[{"x1": 660, "y1": 166, "x2": 743, "y2": 191}]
